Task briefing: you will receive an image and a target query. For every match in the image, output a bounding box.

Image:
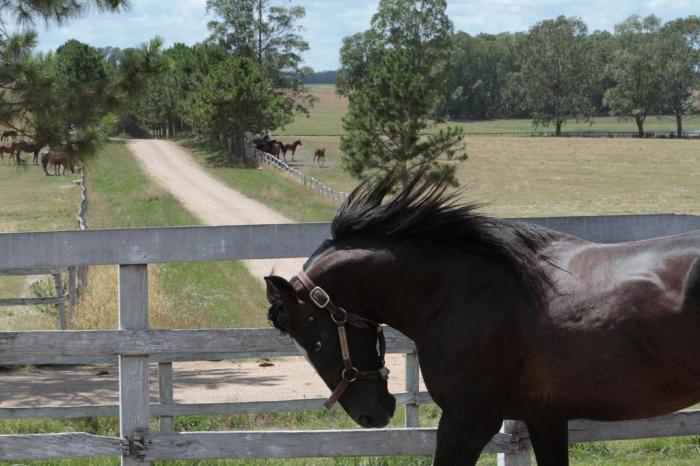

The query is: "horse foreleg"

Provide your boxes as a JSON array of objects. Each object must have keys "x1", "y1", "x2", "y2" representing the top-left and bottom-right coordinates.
[
  {"x1": 434, "y1": 410, "x2": 502, "y2": 465},
  {"x1": 526, "y1": 418, "x2": 569, "y2": 466}
]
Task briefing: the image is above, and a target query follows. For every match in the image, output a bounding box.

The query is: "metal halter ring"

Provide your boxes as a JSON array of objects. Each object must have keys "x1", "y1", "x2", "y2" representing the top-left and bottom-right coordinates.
[
  {"x1": 330, "y1": 307, "x2": 348, "y2": 325},
  {"x1": 342, "y1": 367, "x2": 359, "y2": 382}
]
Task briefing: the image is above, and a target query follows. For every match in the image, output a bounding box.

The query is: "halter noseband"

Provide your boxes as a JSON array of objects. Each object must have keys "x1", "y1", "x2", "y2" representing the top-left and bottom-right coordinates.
[{"x1": 296, "y1": 271, "x2": 389, "y2": 409}]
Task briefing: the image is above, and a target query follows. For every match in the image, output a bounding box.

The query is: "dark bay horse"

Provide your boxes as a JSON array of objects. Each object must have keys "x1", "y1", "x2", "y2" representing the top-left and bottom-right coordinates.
[
  {"x1": 265, "y1": 172, "x2": 700, "y2": 465},
  {"x1": 254, "y1": 139, "x2": 283, "y2": 159},
  {"x1": 313, "y1": 148, "x2": 326, "y2": 167},
  {"x1": 13, "y1": 141, "x2": 41, "y2": 165}
]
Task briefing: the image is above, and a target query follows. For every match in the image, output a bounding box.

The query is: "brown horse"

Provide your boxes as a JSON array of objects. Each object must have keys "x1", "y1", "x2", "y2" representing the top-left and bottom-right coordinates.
[
  {"x1": 1, "y1": 130, "x2": 17, "y2": 143},
  {"x1": 40, "y1": 151, "x2": 74, "y2": 176},
  {"x1": 0, "y1": 145, "x2": 13, "y2": 162},
  {"x1": 265, "y1": 171, "x2": 700, "y2": 465},
  {"x1": 313, "y1": 148, "x2": 326, "y2": 167},
  {"x1": 281, "y1": 140, "x2": 302, "y2": 162},
  {"x1": 255, "y1": 139, "x2": 284, "y2": 160}
]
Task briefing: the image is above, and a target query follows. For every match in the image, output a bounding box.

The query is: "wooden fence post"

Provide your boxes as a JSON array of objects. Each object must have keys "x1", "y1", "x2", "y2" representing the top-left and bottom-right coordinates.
[
  {"x1": 498, "y1": 420, "x2": 531, "y2": 466},
  {"x1": 405, "y1": 351, "x2": 420, "y2": 427},
  {"x1": 119, "y1": 264, "x2": 151, "y2": 466},
  {"x1": 158, "y1": 362, "x2": 175, "y2": 433},
  {"x1": 53, "y1": 272, "x2": 67, "y2": 330},
  {"x1": 68, "y1": 266, "x2": 77, "y2": 319}
]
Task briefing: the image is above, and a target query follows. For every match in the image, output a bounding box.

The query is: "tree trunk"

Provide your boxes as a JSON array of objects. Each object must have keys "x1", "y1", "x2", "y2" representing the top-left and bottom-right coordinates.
[
  {"x1": 676, "y1": 114, "x2": 683, "y2": 138},
  {"x1": 635, "y1": 115, "x2": 645, "y2": 138},
  {"x1": 555, "y1": 120, "x2": 562, "y2": 137},
  {"x1": 257, "y1": 0, "x2": 264, "y2": 64}
]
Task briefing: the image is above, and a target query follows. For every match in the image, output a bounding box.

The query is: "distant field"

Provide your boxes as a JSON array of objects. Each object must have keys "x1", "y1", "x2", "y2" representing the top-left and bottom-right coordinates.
[
  {"x1": 263, "y1": 135, "x2": 700, "y2": 217},
  {"x1": 276, "y1": 85, "x2": 700, "y2": 136}
]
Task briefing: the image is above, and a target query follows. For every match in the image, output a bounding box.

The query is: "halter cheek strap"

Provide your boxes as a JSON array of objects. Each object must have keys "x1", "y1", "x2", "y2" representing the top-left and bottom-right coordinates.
[{"x1": 296, "y1": 271, "x2": 389, "y2": 409}]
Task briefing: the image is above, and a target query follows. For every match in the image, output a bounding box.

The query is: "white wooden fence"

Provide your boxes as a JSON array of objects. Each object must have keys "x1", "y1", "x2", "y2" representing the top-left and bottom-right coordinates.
[
  {"x1": 1, "y1": 214, "x2": 700, "y2": 463},
  {"x1": 242, "y1": 142, "x2": 348, "y2": 203}
]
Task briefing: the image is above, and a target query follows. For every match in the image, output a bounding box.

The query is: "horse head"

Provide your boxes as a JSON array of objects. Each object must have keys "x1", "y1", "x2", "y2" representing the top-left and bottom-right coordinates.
[{"x1": 265, "y1": 273, "x2": 396, "y2": 428}]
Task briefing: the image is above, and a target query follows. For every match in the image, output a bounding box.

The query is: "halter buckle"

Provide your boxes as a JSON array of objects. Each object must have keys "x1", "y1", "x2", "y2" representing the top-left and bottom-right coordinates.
[{"x1": 309, "y1": 286, "x2": 330, "y2": 308}]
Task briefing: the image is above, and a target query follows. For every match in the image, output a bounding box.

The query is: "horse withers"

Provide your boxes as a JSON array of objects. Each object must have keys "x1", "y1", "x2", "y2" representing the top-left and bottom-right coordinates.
[{"x1": 265, "y1": 171, "x2": 700, "y2": 465}]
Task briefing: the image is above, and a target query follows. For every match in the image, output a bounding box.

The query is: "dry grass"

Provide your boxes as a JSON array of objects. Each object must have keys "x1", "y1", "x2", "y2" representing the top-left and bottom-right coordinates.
[
  {"x1": 70, "y1": 265, "x2": 211, "y2": 330},
  {"x1": 276, "y1": 135, "x2": 700, "y2": 217}
]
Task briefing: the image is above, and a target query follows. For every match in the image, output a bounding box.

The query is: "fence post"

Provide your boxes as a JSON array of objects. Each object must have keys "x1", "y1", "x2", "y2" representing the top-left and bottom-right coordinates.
[
  {"x1": 158, "y1": 362, "x2": 175, "y2": 433},
  {"x1": 119, "y1": 264, "x2": 151, "y2": 466},
  {"x1": 498, "y1": 420, "x2": 531, "y2": 466},
  {"x1": 405, "y1": 351, "x2": 420, "y2": 427},
  {"x1": 53, "y1": 272, "x2": 67, "y2": 330},
  {"x1": 68, "y1": 266, "x2": 77, "y2": 320}
]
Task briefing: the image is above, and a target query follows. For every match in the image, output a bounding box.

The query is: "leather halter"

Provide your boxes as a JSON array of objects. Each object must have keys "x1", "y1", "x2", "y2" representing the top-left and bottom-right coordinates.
[{"x1": 296, "y1": 271, "x2": 389, "y2": 409}]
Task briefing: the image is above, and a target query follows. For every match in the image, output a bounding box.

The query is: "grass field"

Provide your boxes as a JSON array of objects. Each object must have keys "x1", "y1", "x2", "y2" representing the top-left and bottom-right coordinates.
[{"x1": 275, "y1": 85, "x2": 700, "y2": 136}]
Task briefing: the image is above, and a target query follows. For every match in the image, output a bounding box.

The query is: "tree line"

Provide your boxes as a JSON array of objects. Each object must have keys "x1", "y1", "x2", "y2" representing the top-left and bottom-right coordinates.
[
  {"x1": 117, "y1": 0, "x2": 313, "y2": 156},
  {"x1": 445, "y1": 15, "x2": 700, "y2": 137}
]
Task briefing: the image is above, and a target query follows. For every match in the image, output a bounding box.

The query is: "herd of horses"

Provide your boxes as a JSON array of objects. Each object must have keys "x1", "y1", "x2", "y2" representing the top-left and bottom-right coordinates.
[
  {"x1": 0, "y1": 130, "x2": 74, "y2": 175},
  {"x1": 253, "y1": 137, "x2": 327, "y2": 167}
]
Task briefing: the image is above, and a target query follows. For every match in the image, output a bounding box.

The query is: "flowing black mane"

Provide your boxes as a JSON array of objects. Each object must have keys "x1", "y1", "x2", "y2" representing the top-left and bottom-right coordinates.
[{"x1": 329, "y1": 171, "x2": 555, "y2": 306}]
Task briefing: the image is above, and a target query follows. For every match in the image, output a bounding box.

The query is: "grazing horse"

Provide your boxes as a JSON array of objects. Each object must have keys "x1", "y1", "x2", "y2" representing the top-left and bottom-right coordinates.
[
  {"x1": 1, "y1": 130, "x2": 17, "y2": 143},
  {"x1": 313, "y1": 148, "x2": 326, "y2": 167},
  {"x1": 40, "y1": 151, "x2": 74, "y2": 176},
  {"x1": 281, "y1": 140, "x2": 302, "y2": 162},
  {"x1": 0, "y1": 145, "x2": 12, "y2": 162},
  {"x1": 265, "y1": 172, "x2": 700, "y2": 465},
  {"x1": 13, "y1": 141, "x2": 41, "y2": 165}
]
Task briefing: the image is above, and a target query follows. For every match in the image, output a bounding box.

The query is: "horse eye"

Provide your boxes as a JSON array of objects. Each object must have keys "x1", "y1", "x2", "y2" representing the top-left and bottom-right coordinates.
[{"x1": 313, "y1": 341, "x2": 322, "y2": 352}]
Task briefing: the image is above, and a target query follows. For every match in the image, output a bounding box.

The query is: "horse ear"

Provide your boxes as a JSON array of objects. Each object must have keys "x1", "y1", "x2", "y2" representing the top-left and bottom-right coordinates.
[{"x1": 264, "y1": 276, "x2": 296, "y2": 305}]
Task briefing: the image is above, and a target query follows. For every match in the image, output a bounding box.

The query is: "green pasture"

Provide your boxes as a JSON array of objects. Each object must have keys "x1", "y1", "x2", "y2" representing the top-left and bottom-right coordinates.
[{"x1": 275, "y1": 85, "x2": 700, "y2": 137}]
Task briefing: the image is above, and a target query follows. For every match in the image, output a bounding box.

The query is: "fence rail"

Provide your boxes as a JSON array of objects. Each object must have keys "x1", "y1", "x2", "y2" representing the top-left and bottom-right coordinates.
[{"x1": 1, "y1": 215, "x2": 700, "y2": 463}]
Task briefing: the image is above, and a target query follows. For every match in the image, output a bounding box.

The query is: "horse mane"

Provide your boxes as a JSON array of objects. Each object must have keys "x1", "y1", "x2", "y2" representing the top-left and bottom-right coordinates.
[{"x1": 329, "y1": 170, "x2": 555, "y2": 308}]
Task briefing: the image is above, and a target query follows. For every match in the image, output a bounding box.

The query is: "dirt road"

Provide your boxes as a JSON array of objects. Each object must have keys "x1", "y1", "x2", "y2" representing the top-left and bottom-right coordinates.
[{"x1": 127, "y1": 139, "x2": 304, "y2": 280}]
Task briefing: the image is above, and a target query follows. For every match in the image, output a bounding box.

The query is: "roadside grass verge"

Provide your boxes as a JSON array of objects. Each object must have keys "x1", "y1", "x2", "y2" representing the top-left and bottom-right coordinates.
[
  {"x1": 176, "y1": 136, "x2": 337, "y2": 222},
  {"x1": 0, "y1": 160, "x2": 80, "y2": 330},
  {"x1": 70, "y1": 141, "x2": 268, "y2": 330}
]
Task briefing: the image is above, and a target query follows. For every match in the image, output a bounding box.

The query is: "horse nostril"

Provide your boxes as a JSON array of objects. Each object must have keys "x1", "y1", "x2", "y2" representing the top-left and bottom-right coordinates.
[{"x1": 358, "y1": 414, "x2": 374, "y2": 427}]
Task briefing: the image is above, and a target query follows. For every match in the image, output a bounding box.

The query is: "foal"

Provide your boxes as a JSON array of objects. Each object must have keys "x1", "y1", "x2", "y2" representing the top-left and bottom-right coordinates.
[
  {"x1": 282, "y1": 140, "x2": 302, "y2": 162},
  {"x1": 313, "y1": 148, "x2": 326, "y2": 167}
]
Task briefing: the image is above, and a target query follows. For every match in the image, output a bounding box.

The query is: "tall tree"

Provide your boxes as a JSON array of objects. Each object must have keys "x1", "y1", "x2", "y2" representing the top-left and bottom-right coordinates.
[
  {"x1": 192, "y1": 55, "x2": 286, "y2": 155},
  {"x1": 515, "y1": 16, "x2": 593, "y2": 136},
  {"x1": 0, "y1": 0, "x2": 128, "y2": 136},
  {"x1": 604, "y1": 15, "x2": 665, "y2": 137},
  {"x1": 659, "y1": 16, "x2": 700, "y2": 137},
  {"x1": 338, "y1": 0, "x2": 466, "y2": 186},
  {"x1": 206, "y1": 0, "x2": 313, "y2": 124},
  {"x1": 446, "y1": 32, "x2": 520, "y2": 120}
]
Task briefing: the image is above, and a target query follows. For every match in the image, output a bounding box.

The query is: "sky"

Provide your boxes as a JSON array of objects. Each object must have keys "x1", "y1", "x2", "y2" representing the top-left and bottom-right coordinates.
[{"x1": 35, "y1": 0, "x2": 697, "y2": 71}]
